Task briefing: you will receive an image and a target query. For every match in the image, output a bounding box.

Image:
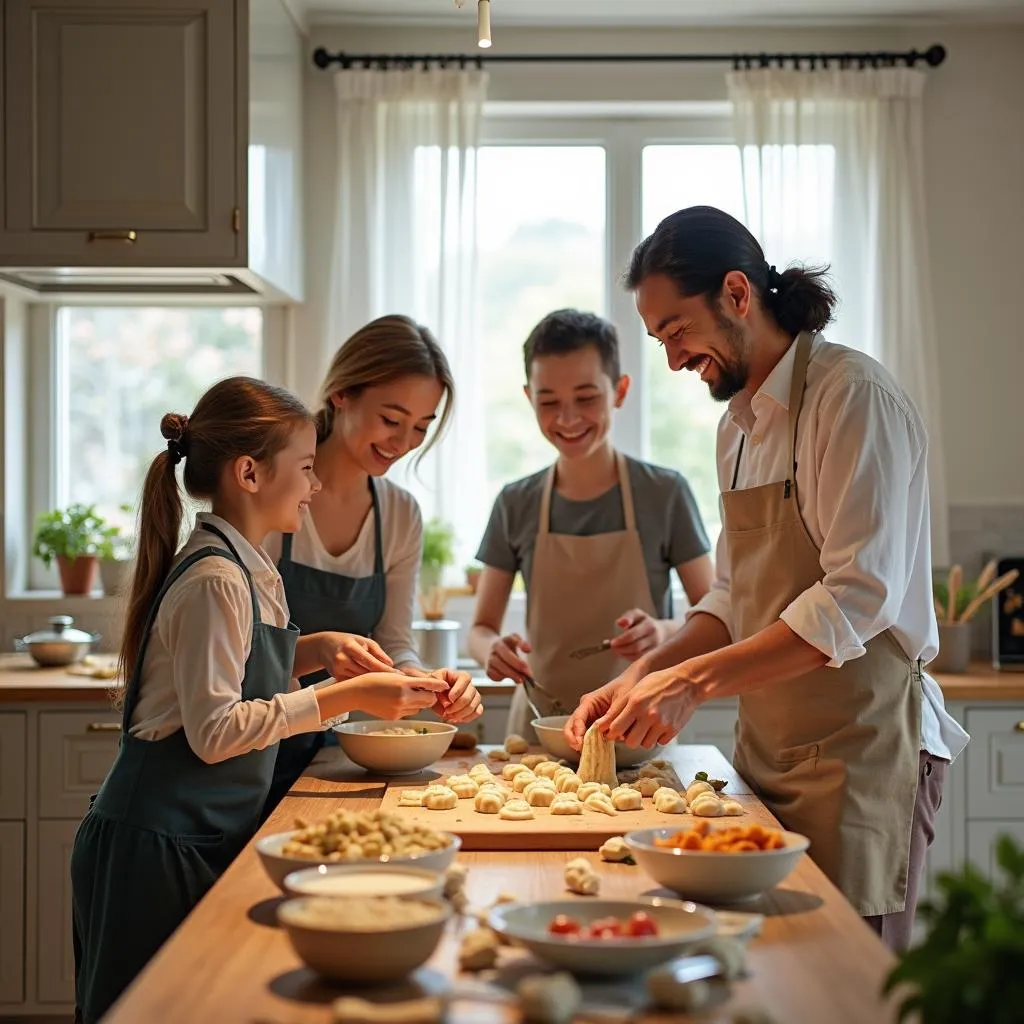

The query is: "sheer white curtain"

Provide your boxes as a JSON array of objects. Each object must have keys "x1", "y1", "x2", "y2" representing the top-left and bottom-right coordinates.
[
  {"x1": 728, "y1": 67, "x2": 950, "y2": 564},
  {"x1": 327, "y1": 67, "x2": 489, "y2": 572}
]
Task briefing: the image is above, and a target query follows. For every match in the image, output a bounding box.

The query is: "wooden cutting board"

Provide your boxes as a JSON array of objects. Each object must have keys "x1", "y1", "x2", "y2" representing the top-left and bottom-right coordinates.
[{"x1": 376, "y1": 747, "x2": 754, "y2": 851}]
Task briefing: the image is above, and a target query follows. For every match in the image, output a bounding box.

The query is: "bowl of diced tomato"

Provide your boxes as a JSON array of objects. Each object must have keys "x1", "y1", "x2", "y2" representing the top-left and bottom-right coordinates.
[
  {"x1": 625, "y1": 822, "x2": 810, "y2": 904},
  {"x1": 487, "y1": 898, "x2": 715, "y2": 975}
]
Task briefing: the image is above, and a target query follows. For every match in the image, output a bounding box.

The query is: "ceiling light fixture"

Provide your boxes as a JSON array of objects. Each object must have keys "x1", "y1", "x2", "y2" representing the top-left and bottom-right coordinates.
[{"x1": 477, "y1": 0, "x2": 492, "y2": 49}]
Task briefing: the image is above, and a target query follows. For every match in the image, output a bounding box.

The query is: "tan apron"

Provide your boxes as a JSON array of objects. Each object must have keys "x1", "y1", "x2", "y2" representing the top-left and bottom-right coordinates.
[
  {"x1": 507, "y1": 452, "x2": 656, "y2": 743},
  {"x1": 726, "y1": 332, "x2": 921, "y2": 917}
]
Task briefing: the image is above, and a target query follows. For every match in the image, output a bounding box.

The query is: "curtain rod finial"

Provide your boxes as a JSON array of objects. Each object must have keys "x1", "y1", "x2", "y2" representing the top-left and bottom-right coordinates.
[
  {"x1": 312, "y1": 47, "x2": 332, "y2": 69},
  {"x1": 925, "y1": 44, "x2": 947, "y2": 67}
]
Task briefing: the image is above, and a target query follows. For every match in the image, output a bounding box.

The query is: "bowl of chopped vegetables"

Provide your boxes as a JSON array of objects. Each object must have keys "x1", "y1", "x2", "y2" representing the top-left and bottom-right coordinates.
[{"x1": 333, "y1": 719, "x2": 457, "y2": 774}]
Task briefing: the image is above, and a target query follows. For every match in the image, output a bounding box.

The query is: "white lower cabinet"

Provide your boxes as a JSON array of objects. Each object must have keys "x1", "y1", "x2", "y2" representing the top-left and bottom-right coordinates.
[
  {"x1": 37, "y1": 821, "x2": 80, "y2": 1004},
  {"x1": 966, "y1": 819, "x2": 1024, "y2": 879},
  {"x1": 0, "y1": 821, "x2": 25, "y2": 1004}
]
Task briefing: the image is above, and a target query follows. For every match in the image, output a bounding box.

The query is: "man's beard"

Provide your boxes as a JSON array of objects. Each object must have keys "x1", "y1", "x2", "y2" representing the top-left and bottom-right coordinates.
[{"x1": 708, "y1": 303, "x2": 749, "y2": 402}]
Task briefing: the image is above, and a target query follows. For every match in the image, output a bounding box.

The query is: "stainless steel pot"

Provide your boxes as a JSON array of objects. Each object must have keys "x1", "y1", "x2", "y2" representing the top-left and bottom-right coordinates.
[
  {"x1": 411, "y1": 619, "x2": 460, "y2": 669},
  {"x1": 14, "y1": 615, "x2": 101, "y2": 667}
]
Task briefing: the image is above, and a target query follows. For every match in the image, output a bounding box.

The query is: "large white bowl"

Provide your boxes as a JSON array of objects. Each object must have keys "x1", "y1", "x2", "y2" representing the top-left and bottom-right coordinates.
[
  {"x1": 333, "y1": 719, "x2": 457, "y2": 774},
  {"x1": 532, "y1": 715, "x2": 666, "y2": 769},
  {"x1": 278, "y1": 896, "x2": 450, "y2": 984},
  {"x1": 255, "y1": 830, "x2": 461, "y2": 891},
  {"x1": 488, "y1": 898, "x2": 715, "y2": 976},
  {"x1": 282, "y1": 863, "x2": 445, "y2": 901},
  {"x1": 625, "y1": 826, "x2": 810, "y2": 904}
]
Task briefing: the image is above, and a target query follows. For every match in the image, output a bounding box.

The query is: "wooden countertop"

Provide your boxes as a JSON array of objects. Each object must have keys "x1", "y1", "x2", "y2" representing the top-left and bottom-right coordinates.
[
  {"x1": 103, "y1": 745, "x2": 902, "y2": 1024},
  {"x1": 3, "y1": 652, "x2": 1022, "y2": 703}
]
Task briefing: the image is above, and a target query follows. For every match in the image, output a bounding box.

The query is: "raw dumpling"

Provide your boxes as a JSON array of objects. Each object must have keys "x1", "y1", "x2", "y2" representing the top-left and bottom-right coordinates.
[
  {"x1": 577, "y1": 781, "x2": 612, "y2": 802},
  {"x1": 653, "y1": 786, "x2": 685, "y2": 806},
  {"x1": 423, "y1": 787, "x2": 459, "y2": 811},
  {"x1": 504, "y1": 733, "x2": 530, "y2": 755},
  {"x1": 399, "y1": 790, "x2": 424, "y2": 807},
  {"x1": 331, "y1": 997, "x2": 445, "y2": 1024},
  {"x1": 720, "y1": 799, "x2": 744, "y2": 816},
  {"x1": 639, "y1": 765, "x2": 667, "y2": 779},
  {"x1": 690, "y1": 793, "x2": 726, "y2": 817},
  {"x1": 525, "y1": 782, "x2": 557, "y2": 807},
  {"x1": 690, "y1": 936, "x2": 749, "y2": 980},
  {"x1": 469, "y1": 762, "x2": 496, "y2": 780},
  {"x1": 583, "y1": 792, "x2": 617, "y2": 816},
  {"x1": 487, "y1": 747, "x2": 511, "y2": 762},
  {"x1": 512, "y1": 771, "x2": 539, "y2": 793},
  {"x1": 564, "y1": 857, "x2": 600, "y2": 895},
  {"x1": 577, "y1": 723, "x2": 618, "y2": 789},
  {"x1": 555, "y1": 772, "x2": 582, "y2": 794},
  {"x1": 517, "y1": 972, "x2": 582, "y2": 1024},
  {"x1": 599, "y1": 836, "x2": 633, "y2": 862},
  {"x1": 499, "y1": 799, "x2": 534, "y2": 821},
  {"x1": 502, "y1": 762, "x2": 534, "y2": 782},
  {"x1": 686, "y1": 780, "x2": 716, "y2": 803},
  {"x1": 520, "y1": 753, "x2": 549, "y2": 771},
  {"x1": 550, "y1": 796, "x2": 583, "y2": 816},
  {"x1": 474, "y1": 789, "x2": 506, "y2": 814},
  {"x1": 632, "y1": 777, "x2": 663, "y2": 798},
  {"x1": 458, "y1": 926, "x2": 501, "y2": 971},
  {"x1": 648, "y1": 758, "x2": 672, "y2": 770},
  {"x1": 653, "y1": 789, "x2": 688, "y2": 814},
  {"x1": 611, "y1": 787, "x2": 643, "y2": 812},
  {"x1": 534, "y1": 760, "x2": 563, "y2": 779},
  {"x1": 446, "y1": 775, "x2": 480, "y2": 799}
]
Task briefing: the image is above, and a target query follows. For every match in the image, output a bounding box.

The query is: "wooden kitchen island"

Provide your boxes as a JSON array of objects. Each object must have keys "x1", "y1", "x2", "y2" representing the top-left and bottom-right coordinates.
[{"x1": 101, "y1": 744, "x2": 901, "y2": 1024}]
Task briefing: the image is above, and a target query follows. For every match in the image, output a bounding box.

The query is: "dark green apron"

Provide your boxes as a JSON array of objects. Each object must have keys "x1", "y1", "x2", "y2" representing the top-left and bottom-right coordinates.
[
  {"x1": 262, "y1": 478, "x2": 387, "y2": 819},
  {"x1": 71, "y1": 524, "x2": 299, "y2": 1024}
]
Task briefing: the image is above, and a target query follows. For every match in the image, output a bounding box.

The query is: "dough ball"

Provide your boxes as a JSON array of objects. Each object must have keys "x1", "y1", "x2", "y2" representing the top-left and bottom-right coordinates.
[
  {"x1": 499, "y1": 799, "x2": 534, "y2": 821},
  {"x1": 504, "y1": 733, "x2": 530, "y2": 755}
]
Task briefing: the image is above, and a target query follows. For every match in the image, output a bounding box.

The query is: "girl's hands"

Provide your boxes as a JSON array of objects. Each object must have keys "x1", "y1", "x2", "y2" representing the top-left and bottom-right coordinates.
[
  {"x1": 316, "y1": 633, "x2": 394, "y2": 680},
  {"x1": 404, "y1": 667, "x2": 484, "y2": 724},
  {"x1": 341, "y1": 672, "x2": 449, "y2": 721}
]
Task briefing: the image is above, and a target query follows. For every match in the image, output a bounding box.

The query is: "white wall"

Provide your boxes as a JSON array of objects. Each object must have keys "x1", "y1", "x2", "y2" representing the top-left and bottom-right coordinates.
[{"x1": 300, "y1": 22, "x2": 1024, "y2": 506}]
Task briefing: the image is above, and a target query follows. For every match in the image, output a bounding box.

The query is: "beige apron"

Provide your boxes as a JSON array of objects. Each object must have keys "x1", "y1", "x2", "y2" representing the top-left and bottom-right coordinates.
[
  {"x1": 725, "y1": 332, "x2": 921, "y2": 917},
  {"x1": 507, "y1": 452, "x2": 656, "y2": 743}
]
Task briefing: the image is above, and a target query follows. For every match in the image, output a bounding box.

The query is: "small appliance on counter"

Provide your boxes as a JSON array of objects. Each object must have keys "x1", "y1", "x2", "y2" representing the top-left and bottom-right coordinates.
[
  {"x1": 411, "y1": 619, "x2": 461, "y2": 669},
  {"x1": 993, "y1": 556, "x2": 1024, "y2": 671}
]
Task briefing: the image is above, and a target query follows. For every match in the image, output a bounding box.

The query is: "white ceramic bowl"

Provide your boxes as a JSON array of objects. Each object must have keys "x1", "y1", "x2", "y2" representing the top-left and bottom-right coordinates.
[
  {"x1": 488, "y1": 898, "x2": 715, "y2": 976},
  {"x1": 277, "y1": 896, "x2": 450, "y2": 984},
  {"x1": 625, "y1": 826, "x2": 810, "y2": 904},
  {"x1": 255, "y1": 830, "x2": 461, "y2": 891},
  {"x1": 531, "y1": 715, "x2": 665, "y2": 769},
  {"x1": 333, "y1": 719, "x2": 457, "y2": 775},
  {"x1": 282, "y1": 863, "x2": 445, "y2": 901}
]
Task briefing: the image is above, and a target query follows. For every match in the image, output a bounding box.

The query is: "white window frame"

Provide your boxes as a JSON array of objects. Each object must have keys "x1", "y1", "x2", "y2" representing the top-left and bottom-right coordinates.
[{"x1": 15, "y1": 298, "x2": 289, "y2": 595}]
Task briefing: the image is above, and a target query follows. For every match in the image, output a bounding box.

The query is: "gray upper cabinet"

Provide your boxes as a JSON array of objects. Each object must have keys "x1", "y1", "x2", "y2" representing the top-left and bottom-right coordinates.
[{"x1": 0, "y1": 0, "x2": 243, "y2": 266}]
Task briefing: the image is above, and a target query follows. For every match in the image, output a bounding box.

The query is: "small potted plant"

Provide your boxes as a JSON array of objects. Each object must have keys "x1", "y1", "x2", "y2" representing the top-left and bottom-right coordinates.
[
  {"x1": 32, "y1": 503, "x2": 116, "y2": 596},
  {"x1": 882, "y1": 833, "x2": 1024, "y2": 1022},
  {"x1": 931, "y1": 560, "x2": 1020, "y2": 673},
  {"x1": 419, "y1": 517, "x2": 456, "y2": 620},
  {"x1": 464, "y1": 561, "x2": 483, "y2": 594},
  {"x1": 99, "y1": 503, "x2": 136, "y2": 597}
]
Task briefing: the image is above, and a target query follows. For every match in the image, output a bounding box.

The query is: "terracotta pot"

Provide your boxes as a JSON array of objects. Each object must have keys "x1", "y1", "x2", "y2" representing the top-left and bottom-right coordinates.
[
  {"x1": 930, "y1": 622, "x2": 972, "y2": 674},
  {"x1": 465, "y1": 569, "x2": 482, "y2": 594},
  {"x1": 56, "y1": 555, "x2": 99, "y2": 596}
]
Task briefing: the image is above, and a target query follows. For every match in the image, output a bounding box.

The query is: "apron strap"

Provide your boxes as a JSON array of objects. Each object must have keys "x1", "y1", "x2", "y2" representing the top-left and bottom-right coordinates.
[
  {"x1": 368, "y1": 478, "x2": 384, "y2": 576},
  {"x1": 279, "y1": 532, "x2": 294, "y2": 565},
  {"x1": 787, "y1": 332, "x2": 814, "y2": 481},
  {"x1": 615, "y1": 451, "x2": 638, "y2": 531},
  {"x1": 730, "y1": 436, "x2": 746, "y2": 491},
  {"x1": 120, "y1": 540, "x2": 256, "y2": 728},
  {"x1": 538, "y1": 467, "x2": 556, "y2": 537}
]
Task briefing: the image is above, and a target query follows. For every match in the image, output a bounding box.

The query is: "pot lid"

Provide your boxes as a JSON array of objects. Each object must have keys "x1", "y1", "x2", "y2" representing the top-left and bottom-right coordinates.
[{"x1": 21, "y1": 615, "x2": 96, "y2": 645}]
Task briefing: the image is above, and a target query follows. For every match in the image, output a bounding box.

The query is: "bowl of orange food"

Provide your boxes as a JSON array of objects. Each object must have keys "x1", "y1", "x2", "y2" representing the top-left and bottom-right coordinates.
[{"x1": 625, "y1": 821, "x2": 810, "y2": 904}]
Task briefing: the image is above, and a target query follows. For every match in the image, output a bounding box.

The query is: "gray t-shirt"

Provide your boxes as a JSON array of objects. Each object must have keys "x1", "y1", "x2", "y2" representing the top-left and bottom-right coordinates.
[{"x1": 476, "y1": 455, "x2": 710, "y2": 617}]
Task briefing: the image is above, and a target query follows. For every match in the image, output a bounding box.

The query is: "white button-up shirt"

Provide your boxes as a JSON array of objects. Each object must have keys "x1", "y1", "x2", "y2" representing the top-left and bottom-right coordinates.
[
  {"x1": 129, "y1": 513, "x2": 323, "y2": 763},
  {"x1": 690, "y1": 335, "x2": 968, "y2": 762}
]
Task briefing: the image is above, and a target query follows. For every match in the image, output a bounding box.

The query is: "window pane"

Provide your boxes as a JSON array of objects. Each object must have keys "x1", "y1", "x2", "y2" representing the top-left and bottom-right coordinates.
[
  {"x1": 477, "y1": 146, "x2": 606, "y2": 501},
  {"x1": 58, "y1": 307, "x2": 263, "y2": 529}
]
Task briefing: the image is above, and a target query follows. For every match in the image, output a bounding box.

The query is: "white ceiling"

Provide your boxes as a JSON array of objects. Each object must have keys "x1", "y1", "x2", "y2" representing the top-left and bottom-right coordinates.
[{"x1": 299, "y1": 0, "x2": 1024, "y2": 28}]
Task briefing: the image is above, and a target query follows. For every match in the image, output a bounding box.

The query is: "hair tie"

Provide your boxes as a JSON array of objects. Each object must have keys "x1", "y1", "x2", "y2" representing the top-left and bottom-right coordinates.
[
  {"x1": 166, "y1": 438, "x2": 186, "y2": 465},
  {"x1": 766, "y1": 264, "x2": 781, "y2": 292}
]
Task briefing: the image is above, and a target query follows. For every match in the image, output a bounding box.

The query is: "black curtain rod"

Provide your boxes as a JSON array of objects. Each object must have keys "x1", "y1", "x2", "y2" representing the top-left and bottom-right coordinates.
[{"x1": 312, "y1": 43, "x2": 946, "y2": 72}]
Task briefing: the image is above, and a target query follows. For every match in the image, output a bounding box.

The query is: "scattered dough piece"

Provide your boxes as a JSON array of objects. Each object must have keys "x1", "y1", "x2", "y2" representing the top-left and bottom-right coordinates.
[
  {"x1": 475, "y1": 789, "x2": 506, "y2": 814},
  {"x1": 577, "y1": 781, "x2": 612, "y2": 802},
  {"x1": 399, "y1": 790, "x2": 424, "y2": 807},
  {"x1": 443, "y1": 863, "x2": 468, "y2": 899},
  {"x1": 332, "y1": 997, "x2": 444, "y2": 1024},
  {"x1": 691, "y1": 793, "x2": 726, "y2": 817},
  {"x1": 446, "y1": 775, "x2": 480, "y2": 799},
  {"x1": 534, "y1": 760, "x2": 563, "y2": 779},
  {"x1": 550, "y1": 797, "x2": 583, "y2": 816},
  {"x1": 564, "y1": 857, "x2": 600, "y2": 895},
  {"x1": 423, "y1": 787, "x2": 458, "y2": 811},
  {"x1": 686, "y1": 780, "x2": 716, "y2": 803},
  {"x1": 584, "y1": 792, "x2": 617, "y2": 816},
  {"x1": 654, "y1": 789, "x2": 689, "y2": 814},
  {"x1": 720, "y1": 799, "x2": 745, "y2": 816},
  {"x1": 450, "y1": 731, "x2": 478, "y2": 751},
  {"x1": 633, "y1": 777, "x2": 663, "y2": 798},
  {"x1": 459, "y1": 926, "x2": 501, "y2": 971},
  {"x1": 487, "y1": 747, "x2": 511, "y2": 762},
  {"x1": 577, "y1": 723, "x2": 618, "y2": 788},
  {"x1": 512, "y1": 771, "x2": 539, "y2": 793},
  {"x1": 517, "y1": 972, "x2": 582, "y2": 1024},
  {"x1": 469, "y1": 762, "x2": 495, "y2": 779},
  {"x1": 555, "y1": 772, "x2": 582, "y2": 794},
  {"x1": 599, "y1": 836, "x2": 633, "y2": 862},
  {"x1": 649, "y1": 758, "x2": 672, "y2": 770},
  {"x1": 691, "y1": 936, "x2": 749, "y2": 980},
  {"x1": 499, "y1": 799, "x2": 534, "y2": 821},
  {"x1": 611, "y1": 787, "x2": 643, "y2": 812},
  {"x1": 502, "y1": 762, "x2": 534, "y2": 781},
  {"x1": 639, "y1": 765, "x2": 667, "y2": 779},
  {"x1": 525, "y1": 782, "x2": 557, "y2": 807},
  {"x1": 520, "y1": 753, "x2": 549, "y2": 770},
  {"x1": 504, "y1": 733, "x2": 530, "y2": 755},
  {"x1": 647, "y1": 971, "x2": 717, "y2": 1013}
]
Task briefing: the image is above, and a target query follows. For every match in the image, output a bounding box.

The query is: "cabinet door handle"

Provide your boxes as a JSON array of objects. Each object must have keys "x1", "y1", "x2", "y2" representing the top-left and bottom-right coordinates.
[
  {"x1": 85, "y1": 722, "x2": 121, "y2": 733},
  {"x1": 1014, "y1": 721, "x2": 1024, "y2": 733},
  {"x1": 87, "y1": 229, "x2": 137, "y2": 243}
]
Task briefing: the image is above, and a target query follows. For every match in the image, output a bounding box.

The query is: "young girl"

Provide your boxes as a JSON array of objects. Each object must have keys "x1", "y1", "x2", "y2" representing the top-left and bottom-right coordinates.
[
  {"x1": 262, "y1": 315, "x2": 481, "y2": 814},
  {"x1": 71, "y1": 377, "x2": 453, "y2": 1024},
  {"x1": 469, "y1": 309, "x2": 714, "y2": 741}
]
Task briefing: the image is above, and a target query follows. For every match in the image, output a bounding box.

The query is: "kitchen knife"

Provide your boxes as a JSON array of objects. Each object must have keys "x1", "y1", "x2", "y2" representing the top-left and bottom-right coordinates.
[{"x1": 569, "y1": 639, "x2": 612, "y2": 660}]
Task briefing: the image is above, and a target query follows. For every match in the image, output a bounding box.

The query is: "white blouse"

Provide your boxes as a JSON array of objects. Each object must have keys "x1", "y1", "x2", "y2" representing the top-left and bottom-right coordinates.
[
  {"x1": 264, "y1": 477, "x2": 423, "y2": 669},
  {"x1": 128, "y1": 513, "x2": 322, "y2": 762}
]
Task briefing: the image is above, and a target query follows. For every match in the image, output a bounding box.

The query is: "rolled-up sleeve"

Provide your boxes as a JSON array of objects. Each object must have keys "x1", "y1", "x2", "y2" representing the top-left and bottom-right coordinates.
[{"x1": 779, "y1": 378, "x2": 926, "y2": 668}]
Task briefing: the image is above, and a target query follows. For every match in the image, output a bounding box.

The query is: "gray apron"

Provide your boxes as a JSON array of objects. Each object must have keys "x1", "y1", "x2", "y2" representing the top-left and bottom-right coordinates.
[
  {"x1": 71, "y1": 523, "x2": 299, "y2": 1024},
  {"x1": 263, "y1": 478, "x2": 387, "y2": 816}
]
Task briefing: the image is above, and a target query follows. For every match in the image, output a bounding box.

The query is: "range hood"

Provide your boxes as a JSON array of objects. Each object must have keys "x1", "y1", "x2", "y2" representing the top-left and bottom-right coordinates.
[{"x1": 0, "y1": 0, "x2": 304, "y2": 301}]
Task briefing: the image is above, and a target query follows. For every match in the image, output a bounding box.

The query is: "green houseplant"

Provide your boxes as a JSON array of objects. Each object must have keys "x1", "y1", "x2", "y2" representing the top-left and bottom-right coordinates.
[
  {"x1": 882, "y1": 833, "x2": 1024, "y2": 1024},
  {"x1": 464, "y1": 561, "x2": 483, "y2": 594},
  {"x1": 32, "y1": 503, "x2": 117, "y2": 596},
  {"x1": 420, "y1": 517, "x2": 456, "y2": 620}
]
